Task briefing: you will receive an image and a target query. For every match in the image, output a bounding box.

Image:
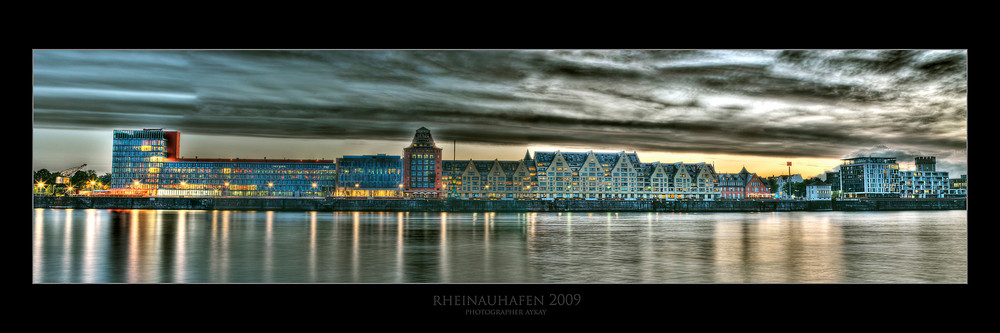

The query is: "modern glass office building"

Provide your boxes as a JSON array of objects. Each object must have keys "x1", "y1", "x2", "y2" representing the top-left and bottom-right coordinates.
[
  {"x1": 156, "y1": 159, "x2": 335, "y2": 197},
  {"x1": 110, "y1": 129, "x2": 336, "y2": 197},
  {"x1": 840, "y1": 156, "x2": 900, "y2": 198},
  {"x1": 335, "y1": 154, "x2": 403, "y2": 197},
  {"x1": 110, "y1": 129, "x2": 173, "y2": 191}
]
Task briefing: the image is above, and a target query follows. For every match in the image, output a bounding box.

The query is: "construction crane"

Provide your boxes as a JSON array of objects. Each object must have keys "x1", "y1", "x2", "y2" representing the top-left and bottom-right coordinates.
[{"x1": 55, "y1": 164, "x2": 87, "y2": 185}]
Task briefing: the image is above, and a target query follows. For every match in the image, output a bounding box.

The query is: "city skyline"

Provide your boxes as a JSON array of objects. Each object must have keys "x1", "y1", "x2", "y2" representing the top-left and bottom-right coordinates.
[{"x1": 32, "y1": 50, "x2": 968, "y2": 178}]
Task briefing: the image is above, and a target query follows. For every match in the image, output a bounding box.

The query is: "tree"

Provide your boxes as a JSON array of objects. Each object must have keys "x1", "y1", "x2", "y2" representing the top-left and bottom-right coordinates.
[
  {"x1": 98, "y1": 173, "x2": 112, "y2": 189},
  {"x1": 790, "y1": 177, "x2": 824, "y2": 198},
  {"x1": 70, "y1": 169, "x2": 98, "y2": 188},
  {"x1": 34, "y1": 168, "x2": 58, "y2": 184},
  {"x1": 768, "y1": 178, "x2": 779, "y2": 194}
]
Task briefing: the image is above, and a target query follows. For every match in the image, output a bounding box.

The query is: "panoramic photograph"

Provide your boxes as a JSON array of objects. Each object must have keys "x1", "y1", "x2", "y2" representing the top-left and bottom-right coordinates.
[{"x1": 32, "y1": 50, "x2": 967, "y2": 313}]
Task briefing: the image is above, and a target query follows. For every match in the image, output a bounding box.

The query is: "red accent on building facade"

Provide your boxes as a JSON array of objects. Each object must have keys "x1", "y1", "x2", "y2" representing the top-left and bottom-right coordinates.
[
  {"x1": 745, "y1": 174, "x2": 769, "y2": 198},
  {"x1": 163, "y1": 131, "x2": 180, "y2": 160}
]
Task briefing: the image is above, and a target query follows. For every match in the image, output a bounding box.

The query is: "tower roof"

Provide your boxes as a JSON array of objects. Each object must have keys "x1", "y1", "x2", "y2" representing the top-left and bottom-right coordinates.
[{"x1": 406, "y1": 127, "x2": 439, "y2": 149}]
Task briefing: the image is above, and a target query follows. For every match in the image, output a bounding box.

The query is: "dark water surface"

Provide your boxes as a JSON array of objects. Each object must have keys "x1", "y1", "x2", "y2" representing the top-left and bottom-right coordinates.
[{"x1": 32, "y1": 209, "x2": 967, "y2": 283}]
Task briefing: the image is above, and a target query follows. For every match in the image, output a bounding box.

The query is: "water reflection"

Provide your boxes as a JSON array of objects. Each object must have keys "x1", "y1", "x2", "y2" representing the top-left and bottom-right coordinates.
[{"x1": 32, "y1": 209, "x2": 966, "y2": 283}]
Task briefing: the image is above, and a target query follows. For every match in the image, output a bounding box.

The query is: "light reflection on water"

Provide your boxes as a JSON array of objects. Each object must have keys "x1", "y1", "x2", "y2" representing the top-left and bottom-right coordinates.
[{"x1": 31, "y1": 209, "x2": 967, "y2": 283}]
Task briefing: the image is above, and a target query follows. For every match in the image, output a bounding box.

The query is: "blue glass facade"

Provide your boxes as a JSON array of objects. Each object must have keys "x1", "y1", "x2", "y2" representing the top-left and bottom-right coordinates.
[
  {"x1": 111, "y1": 129, "x2": 168, "y2": 190},
  {"x1": 157, "y1": 161, "x2": 335, "y2": 197},
  {"x1": 335, "y1": 154, "x2": 403, "y2": 197},
  {"x1": 110, "y1": 129, "x2": 336, "y2": 197}
]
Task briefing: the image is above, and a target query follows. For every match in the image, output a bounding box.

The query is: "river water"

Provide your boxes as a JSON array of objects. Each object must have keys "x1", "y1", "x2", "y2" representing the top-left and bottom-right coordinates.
[{"x1": 32, "y1": 209, "x2": 967, "y2": 283}]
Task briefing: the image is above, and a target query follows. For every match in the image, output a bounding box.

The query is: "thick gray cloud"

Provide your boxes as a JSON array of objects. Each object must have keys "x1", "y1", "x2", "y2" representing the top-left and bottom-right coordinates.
[{"x1": 33, "y1": 49, "x2": 967, "y2": 172}]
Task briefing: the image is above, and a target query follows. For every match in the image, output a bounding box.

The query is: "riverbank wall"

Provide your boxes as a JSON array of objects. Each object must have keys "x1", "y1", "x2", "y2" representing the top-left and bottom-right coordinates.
[{"x1": 32, "y1": 196, "x2": 966, "y2": 212}]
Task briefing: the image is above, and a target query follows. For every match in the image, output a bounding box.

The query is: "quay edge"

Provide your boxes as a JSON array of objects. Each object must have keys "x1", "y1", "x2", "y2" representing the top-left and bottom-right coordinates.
[{"x1": 31, "y1": 196, "x2": 967, "y2": 212}]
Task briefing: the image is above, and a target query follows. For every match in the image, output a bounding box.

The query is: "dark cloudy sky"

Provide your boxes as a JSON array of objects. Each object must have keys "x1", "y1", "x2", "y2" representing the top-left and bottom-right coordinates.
[{"x1": 32, "y1": 50, "x2": 968, "y2": 178}]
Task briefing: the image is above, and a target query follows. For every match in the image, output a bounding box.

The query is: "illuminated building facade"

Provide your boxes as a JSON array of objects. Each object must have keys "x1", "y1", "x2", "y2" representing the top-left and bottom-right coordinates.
[
  {"x1": 948, "y1": 174, "x2": 967, "y2": 198},
  {"x1": 109, "y1": 127, "x2": 775, "y2": 201},
  {"x1": 949, "y1": 174, "x2": 967, "y2": 190},
  {"x1": 403, "y1": 127, "x2": 442, "y2": 198},
  {"x1": 443, "y1": 158, "x2": 534, "y2": 199},
  {"x1": 443, "y1": 150, "x2": 720, "y2": 200},
  {"x1": 839, "y1": 157, "x2": 900, "y2": 198},
  {"x1": 155, "y1": 159, "x2": 334, "y2": 197},
  {"x1": 900, "y1": 156, "x2": 951, "y2": 198},
  {"x1": 110, "y1": 129, "x2": 174, "y2": 190},
  {"x1": 110, "y1": 129, "x2": 335, "y2": 197},
  {"x1": 335, "y1": 154, "x2": 403, "y2": 197}
]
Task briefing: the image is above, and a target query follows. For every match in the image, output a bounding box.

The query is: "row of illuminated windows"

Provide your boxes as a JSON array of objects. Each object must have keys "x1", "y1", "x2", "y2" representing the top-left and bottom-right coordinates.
[
  {"x1": 162, "y1": 168, "x2": 335, "y2": 174},
  {"x1": 113, "y1": 130, "x2": 164, "y2": 138},
  {"x1": 337, "y1": 182, "x2": 403, "y2": 189},
  {"x1": 340, "y1": 168, "x2": 399, "y2": 174},
  {"x1": 455, "y1": 186, "x2": 718, "y2": 193},
  {"x1": 113, "y1": 145, "x2": 165, "y2": 153},
  {"x1": 462, "y1": 193, "x2": 713, "y2": 199},
  {"x1": 411, "y1": 175, "x2": 435, "y2": 182},
  {"x1": 162, "y1": 174, "x2": 334, "y2": 180},
  {"x1": 113, "y1": 155, "x2": 163, "y2": 161},
  {"x1": 161, "y1": 183, "x2": 327, "y2": 191},
  {"x1": 113, "y1": 139, "x2": 163, "y2": 145},
  {"x1": 171, "y1": 164, "x2": 334, "y2": 170},
  {"x1": 112, "y1": 165, "x2": 161, "y2": 172}
]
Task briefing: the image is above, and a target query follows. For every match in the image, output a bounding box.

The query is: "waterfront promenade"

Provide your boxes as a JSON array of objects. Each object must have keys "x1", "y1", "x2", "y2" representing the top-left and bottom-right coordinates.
[{"x1": 32, "y1": 196, "x2": 967, "y2": 212}]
